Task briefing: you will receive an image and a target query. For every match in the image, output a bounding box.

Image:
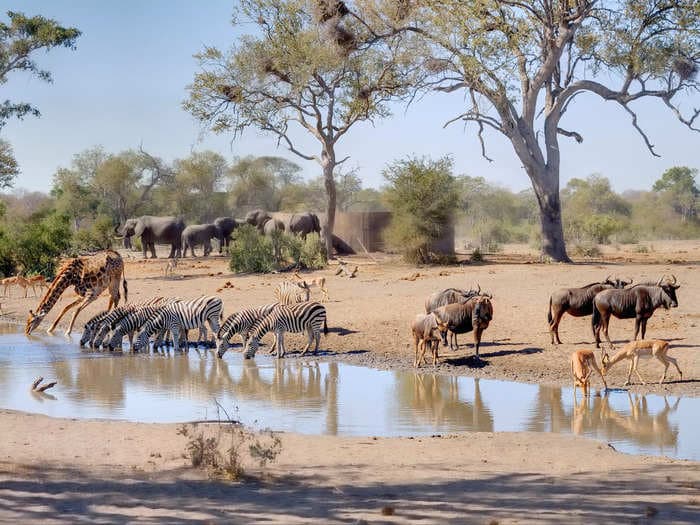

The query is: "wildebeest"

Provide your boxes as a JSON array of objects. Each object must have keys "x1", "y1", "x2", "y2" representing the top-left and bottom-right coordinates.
[
  {"x1": 548, "y1": 276, "x2": 630, "y2": 344},
  {"x1": 592, "y1": 275, "x2": 680, "y2": 347},
  {"x1": 410, "y1": 313, "x2": 448, "y2": 367},
  {"x1": 424, "y1": 286, "x2": 481, "y2": 314},
  {"x1": 433, "y1": 295, "x2": 493, "y2": 358}
]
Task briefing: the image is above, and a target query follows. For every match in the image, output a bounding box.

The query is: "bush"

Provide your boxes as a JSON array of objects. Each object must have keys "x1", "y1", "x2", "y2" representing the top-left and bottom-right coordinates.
[
  {"x1": 229, "y1": 224, "x2": 276, "y2": 273},
  {"x1": 383, "y1": 156, "x2": 458, "y2": 264},
  {"x1": 71, "y1": 215, "x2": 114, "y2": 253},
  {"x1": 12, "y1": 212, "x2": 73, "y2": 277},
  {"x1": 570, "y1": 242, "x2": 601, "y2": 258},
  {"x1": 229, "y1": 225, "x2": 326, "y2": 273}
]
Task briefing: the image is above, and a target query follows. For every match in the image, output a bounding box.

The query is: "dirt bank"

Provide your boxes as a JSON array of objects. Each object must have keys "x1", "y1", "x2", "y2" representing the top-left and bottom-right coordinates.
[{"x1": 0, "y1": 409, "x2": 698, "y2": 523}]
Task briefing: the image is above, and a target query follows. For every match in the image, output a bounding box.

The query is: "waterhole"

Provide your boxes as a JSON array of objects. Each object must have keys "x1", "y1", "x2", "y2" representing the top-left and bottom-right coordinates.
[{"x1": 0, "y1": 324, "x2": 697, "y2": 460}]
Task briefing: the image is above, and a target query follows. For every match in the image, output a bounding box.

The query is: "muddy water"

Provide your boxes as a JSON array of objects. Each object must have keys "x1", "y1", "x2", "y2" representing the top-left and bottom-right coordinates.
[{"x1": 0, "y1": 325, "x2": 697, "y2": 460}]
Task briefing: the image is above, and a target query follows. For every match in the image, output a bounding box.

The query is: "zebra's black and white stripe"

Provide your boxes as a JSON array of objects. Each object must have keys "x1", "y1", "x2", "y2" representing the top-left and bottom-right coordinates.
[
  {"x1": 216, "y1": 303, "x2": 278, "y2": 358},
  {"x1": 274, "y1": 280, "x2": 310, "y2": 305},
  {"x1": 80, "y1": 309, "x2": 117, "y2": 347},
  {"x1": 90, "y1": 297, "x2": 165, "y2": 348},
  {"x1": 133, "y1": 296, "x2": 223, "y2": 352},
  {"x1": 106, "y1": 300, "x2": 176, "y2": 350},
  {"x1": 244, "y1": 301, "x2": 327, "y2": 359}
]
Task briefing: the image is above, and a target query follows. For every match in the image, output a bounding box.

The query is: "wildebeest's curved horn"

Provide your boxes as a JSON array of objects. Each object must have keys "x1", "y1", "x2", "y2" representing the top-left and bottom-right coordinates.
[
  {"x1": 475, "y1": 282, "x2": 481, "y2": 293},
  {"x1": 605, "y1": 274, "x2": 612, "y2": 282},
  {"x1": 656, "y1": 275, "x2": 665, "y2": 286},
  {"x1": 671, "y1": 274, "x2": 677, "y2": 284}
]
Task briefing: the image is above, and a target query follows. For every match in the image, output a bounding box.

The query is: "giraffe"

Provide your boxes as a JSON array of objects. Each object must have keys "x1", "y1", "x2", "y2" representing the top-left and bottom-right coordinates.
[{"x1": 25, "y1": 250, "x2": 128, "y2": 336}]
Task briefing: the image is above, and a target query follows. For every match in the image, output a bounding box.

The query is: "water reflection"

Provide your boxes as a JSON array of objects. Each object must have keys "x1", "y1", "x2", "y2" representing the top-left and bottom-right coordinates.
[{"x1": 0, "y1": 326, "x2": 696, "y2": 460}]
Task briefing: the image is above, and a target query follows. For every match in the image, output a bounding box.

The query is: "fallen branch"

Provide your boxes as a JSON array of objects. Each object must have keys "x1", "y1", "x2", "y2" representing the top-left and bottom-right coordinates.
[{"x1": 31, "y1": 377, "x2": 57, "y2": 392}]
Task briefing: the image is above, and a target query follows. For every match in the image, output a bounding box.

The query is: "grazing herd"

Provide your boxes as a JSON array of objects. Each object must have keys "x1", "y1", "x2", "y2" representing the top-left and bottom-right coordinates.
[{"x1": 16, "y1": 247, "x2": 686, "y2": 394}]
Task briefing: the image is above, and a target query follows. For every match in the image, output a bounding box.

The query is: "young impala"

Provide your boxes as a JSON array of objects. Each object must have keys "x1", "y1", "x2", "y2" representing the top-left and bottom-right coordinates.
[{"x1": 601, "y1": 339, "x2": 682, "y2": 386}]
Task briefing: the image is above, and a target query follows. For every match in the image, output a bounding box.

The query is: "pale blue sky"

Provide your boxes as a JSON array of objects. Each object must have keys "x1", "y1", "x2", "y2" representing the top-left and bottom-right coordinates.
[{"x1": 2, "y1": 1, "x2": 699, "y2": 194}]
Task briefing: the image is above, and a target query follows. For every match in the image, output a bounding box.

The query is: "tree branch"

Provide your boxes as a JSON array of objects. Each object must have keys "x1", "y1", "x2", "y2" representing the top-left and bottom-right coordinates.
[{"x1": 557, "y1": 127, "x2": 583, "y2": 143}]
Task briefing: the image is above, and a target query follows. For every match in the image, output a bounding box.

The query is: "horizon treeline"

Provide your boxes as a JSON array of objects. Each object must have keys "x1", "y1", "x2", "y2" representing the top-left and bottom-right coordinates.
[{"x1": 0, "y1": 145, "x2": 698, "y2": 274}]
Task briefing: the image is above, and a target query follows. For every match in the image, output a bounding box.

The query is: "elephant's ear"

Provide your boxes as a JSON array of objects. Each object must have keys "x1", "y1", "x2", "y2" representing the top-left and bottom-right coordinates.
[{"x1": 133, "y1": 220, "x2": 146, "y2": 236}]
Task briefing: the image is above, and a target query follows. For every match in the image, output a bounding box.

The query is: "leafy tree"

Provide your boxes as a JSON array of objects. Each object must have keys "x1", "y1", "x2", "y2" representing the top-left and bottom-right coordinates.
[
  {"x1": 186, "y1": 0, "x2": 413, "y2": 255},
  {"x1": 652, "y1": 166, "x2": 699, "y2": 222},
  {"x1": 168, "y1": 151, "x2": 228, "y2": 222},
  {"x1": 0, "y1": 139, "x2": 19, "y2": 189},
  {"x1": 228, "y1": 156, "x2": 302, "y2": 212},
  {"x1": 561, "y1": 174, "x2": 631, "y2": 243},
  {"x1": 13, "y1": 211, "x2": 72, "y2": 277},
  {"x1": 383, "y1": 156, "x2": 458, "y2": 263},
  {"x1": 92, "y1": 155, "x2": 139, "y2": 224},
  {"x1": 358, "y1": 0, "x2": 700, "y2": 261},
  {"x1": 0, "y1": 10, "x2": 80, "y2": 130},
  {"x1": 51, "y1": 167, "x2": 98, "y2": 229}
]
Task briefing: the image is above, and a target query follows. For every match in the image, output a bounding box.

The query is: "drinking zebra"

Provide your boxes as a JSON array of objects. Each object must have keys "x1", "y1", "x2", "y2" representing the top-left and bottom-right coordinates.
[
  {"x1": 133, "y1": 296, "x2": 223, "y2": 352},
  {"x1": 243, "y1": 301, "x2": 327, "y2": 359},
  {"x1": 274, "y1": 280, "x2": 310, "y2": 305},
  {"x1": 87, "y1": 297, "x2": 166, "y2": 348},
  {"x1": 216, "y1": 303, "x2": 279, "y2": 358},
  {"x1": 105, "y1": 299, "x2": 177, "y2": 351}
]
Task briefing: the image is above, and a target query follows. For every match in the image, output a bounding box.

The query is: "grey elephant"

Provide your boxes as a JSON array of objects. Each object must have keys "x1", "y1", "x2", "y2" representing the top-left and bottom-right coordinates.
[
  {"x1": 288, "y1": 212, "x2": 321, "y2": 238},
  {"x1": 182, "y1": 224, "x2": 221, "y2": 257},
  {"x1": 213, "y1": 216, "x2": 238, "y2": 253},
  {"x1": 115, "y1": 216, "x2": 185, "y2": 259},
  {"x1": 263, "y1": 218, "x2": 285, "y2": 236},
  {"x1": 245, "y1": 209, "x2": 273, "y2": 232}
]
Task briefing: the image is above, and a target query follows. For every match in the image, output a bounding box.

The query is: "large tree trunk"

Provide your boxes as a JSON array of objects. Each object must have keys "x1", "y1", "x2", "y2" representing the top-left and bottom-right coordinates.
[
  {"x1": 321, "y1": 153, "x2": 337, "y2": 258},
  {"x1": 528, "y1": 165, "x2": 571, "y2": 262}
]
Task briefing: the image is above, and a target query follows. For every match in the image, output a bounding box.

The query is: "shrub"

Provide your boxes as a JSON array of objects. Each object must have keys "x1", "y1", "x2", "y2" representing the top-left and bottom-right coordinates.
[
  {"x1": 570, "y1": 242, "x2": 601, "y2": 258},
  {"x1": 229, "y1": 224, "x2": 276, "y2": 273},
  {"x1": 13, "y1": 212, "x2": 72, "y2": 277},
  {"x1": 71, "y1": 215, "x2": 114, "y2": 252},
  {"x1": 383, "y1": 156, "x2": 458, "y2": 264},
  {"x1": 298, "y1": 233, "x2": 327, "y2": 269}
]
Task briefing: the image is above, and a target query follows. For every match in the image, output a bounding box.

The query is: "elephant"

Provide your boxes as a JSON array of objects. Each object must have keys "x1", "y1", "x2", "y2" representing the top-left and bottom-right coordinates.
[
  {"x1": 288, "y1": 212, "x2": 321, "y2": 238},
  {"x1": 182, "y1": 224, "x2": 221, "y2": 257},
  {"x1": 245, "y1": 209, "x2": 272, "y2": 232},
  {"x1": 263, "y1": 218, "x2": 285, "y2": 236},
  {"x1": 115, "y1": 216, "x2": 185, "y2": 259},
  {"x1": 213, "y1": 216, "x2": 238, "y2": 253}
]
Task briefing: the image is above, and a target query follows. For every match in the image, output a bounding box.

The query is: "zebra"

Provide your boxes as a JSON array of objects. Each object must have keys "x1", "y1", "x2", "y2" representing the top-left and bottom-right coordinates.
[
  {"x1": 89, "y1": 297, "x2": 166, "y2": 348},
  {"x1": 133, "y1": 296, "x2": 223, "y2": 352},
  {"x1": 243, "y1": 301, "x2": 327, "y2": 359},
  {"x1": 105, "y1": 300, "x2": 177, "y2": 351},
  {"x1": 80, "y1": 308, "x2": 116, "y2": 347},
  {"x1": 216, "y1": 303, "x2": 279, "y2": 358},
  {"x1": 274, "y1": 280, "x2": 310, "y2": 305}
]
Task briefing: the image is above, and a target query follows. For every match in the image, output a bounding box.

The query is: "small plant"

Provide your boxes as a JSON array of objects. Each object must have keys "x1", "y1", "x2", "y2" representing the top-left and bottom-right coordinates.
[
  {"x1": 470, "y1": 248, "x2": 484, "y2": 262},
  {"x1": 177, "y1": 416, "x2": 282, "y2": 481},
  {"x1": 570, "y1": 242, "x2": 601, "y2": 258},
  {"x1": 634, "y1": 244, "x2": 649, "y2": 253},
  {"x1": 298, "y1": 233, "x2": 327, "y2": 269}
]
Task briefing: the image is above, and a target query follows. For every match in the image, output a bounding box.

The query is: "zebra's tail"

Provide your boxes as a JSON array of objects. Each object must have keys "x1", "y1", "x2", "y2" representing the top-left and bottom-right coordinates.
[{"x1": 323, "y1": 317, "x2": 328, "y2": 336}]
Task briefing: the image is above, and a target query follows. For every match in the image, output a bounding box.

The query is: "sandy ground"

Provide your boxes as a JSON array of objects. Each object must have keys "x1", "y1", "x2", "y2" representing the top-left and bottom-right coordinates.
[
  {"x1": 1, "y1": 240, "x2": 698, "y2": 397},
  {"x1": 1, "y1": 242, "x2": 700, "y2": 522},
  {"x1": 0, "y1": 409, "x2": 699, "y2": 524}
]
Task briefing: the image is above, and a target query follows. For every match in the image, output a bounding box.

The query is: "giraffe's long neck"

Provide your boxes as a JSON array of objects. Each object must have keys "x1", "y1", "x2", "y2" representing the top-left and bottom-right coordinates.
[{"x1": 35, "y1": 264, "x2": 79, "y2": 314}]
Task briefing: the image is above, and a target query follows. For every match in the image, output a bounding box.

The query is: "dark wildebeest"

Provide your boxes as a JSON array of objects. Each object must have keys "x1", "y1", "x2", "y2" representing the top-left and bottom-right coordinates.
[
  {"x1": 424, "y1": 286, "x2": 481, "y2": 314},
  {"x1": 433, "y1": 295, "x2": 493, "y2": 358},
  {"x1": 592, "y1": 275, "x2": 680, "y2": 348},
  {"x1": 548, "y1": 276, "x2": 631, "y2": 344}
]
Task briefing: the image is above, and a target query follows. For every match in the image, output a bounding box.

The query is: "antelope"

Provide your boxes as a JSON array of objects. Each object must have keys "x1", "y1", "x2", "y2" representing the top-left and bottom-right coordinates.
[
  {"x1": 26, "y1": 275, "x2": 49, "y2": 297},
  {"x1": 2, "y1": 275, "x2": 30, "y2": 298},
  {"x1": 570, "y1": 349, "x2": 607, "y2": 395},
  {"x1": 292, "y1": 271, "x2": 329, "y2": 302},
  {"x1": 411, "y1": 313, "x2": 448, "y2": 367},
  {"x1": 602, "y1": 339, "x2": 682, "y2": 386}
]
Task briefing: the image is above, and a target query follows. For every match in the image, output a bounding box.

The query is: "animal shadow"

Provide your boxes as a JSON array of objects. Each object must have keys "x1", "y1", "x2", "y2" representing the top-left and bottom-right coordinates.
[
  {"x1": 327, "y1": 326, "x2": 360, "y2": 337},
  {"x1": 444, "y1": 355, "x2": 489, "y2": 368}
]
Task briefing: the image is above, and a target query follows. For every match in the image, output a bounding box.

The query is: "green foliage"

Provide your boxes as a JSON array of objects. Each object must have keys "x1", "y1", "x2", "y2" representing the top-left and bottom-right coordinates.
[
  {"x1": 652, "y1": 166, "x2": 699, "y2": 223},
  {"x1": 70, "y1": 215, "x2": 114, "y2": 252},
  {"x1": 229, "y1": 224, "x2": 276, "y2": 273},
  {"x1": 12, "y1": 212, "x2": 72, "y2": 277},
  {"x1": 0, "y1": 139, "x2": 19, "y2": 189},
  {"x1": 298, "y1": 233, "x2": 327, "y2": 270},
  {"x1": 0, "y1": 11, "x2": 81, "y2": 130},
  {"x1": 383, "y1": 156, "x2": 458, "y2": 264},
  {"x1": 562, "y1": 174, "x2": 631, "y2": 244},
  {"x1": 229, "y1": 225, "x2": 327, "y2": 273},
  {"x1": 227, "y1": 156, "x2": 302, "y2": 212}
]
